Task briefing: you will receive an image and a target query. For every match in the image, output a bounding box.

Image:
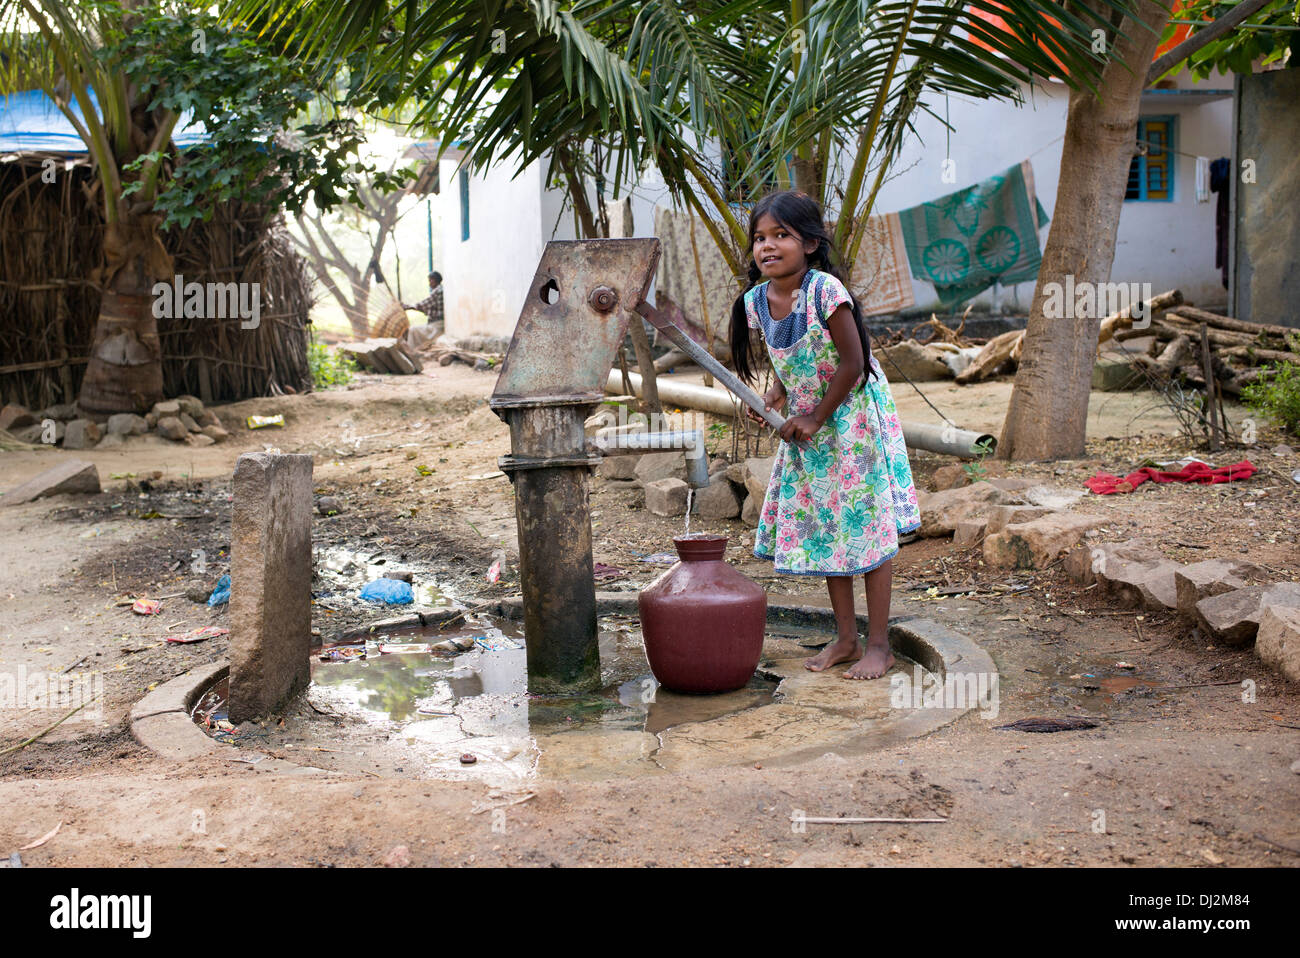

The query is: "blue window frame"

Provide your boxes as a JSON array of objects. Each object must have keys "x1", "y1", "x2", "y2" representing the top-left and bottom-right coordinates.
[
  {"x1": 459, "y1": 169, "x2": 470, "y2": 241},
  {"x1": 1126, "y1": 116, "x2": 1175, "y2": 202}
]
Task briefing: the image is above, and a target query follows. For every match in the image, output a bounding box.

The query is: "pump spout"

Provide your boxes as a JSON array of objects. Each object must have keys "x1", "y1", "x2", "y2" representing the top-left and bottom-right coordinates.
[{"x1": 591, "y1": 429, "x2": 710, "y2": 488}]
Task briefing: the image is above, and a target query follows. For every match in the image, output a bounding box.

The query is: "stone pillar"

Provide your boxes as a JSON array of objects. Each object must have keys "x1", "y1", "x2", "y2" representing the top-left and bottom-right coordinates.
[{"x1": 228, "y1": 452, "x2": 313, "y2": 723}]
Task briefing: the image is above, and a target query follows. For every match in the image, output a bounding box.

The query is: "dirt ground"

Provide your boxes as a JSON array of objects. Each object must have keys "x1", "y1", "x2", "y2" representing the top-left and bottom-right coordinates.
[{"x1": 1, "y1": 360, "x2": 1297, "y2": 868}]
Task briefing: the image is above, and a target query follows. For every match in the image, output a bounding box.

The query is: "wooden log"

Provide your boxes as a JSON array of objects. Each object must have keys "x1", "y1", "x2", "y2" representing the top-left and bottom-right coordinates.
[
  {"x1": 1116, "y1": 324, "x2": 1174, "y2": 343},
  {"x1": 1219, "y1": 367, "x2": 1267, "y2": 397},
  {"x1": 1131, "y1": 333, "x2": 1191, "y2": 380},
  {"x1": 954, "y1": 329, "x2": 1022, "y2": 384},
  {"x1": 1159, "y1": 311, "x2": 1258, "y2": 345},
  {"x1": 1219, "y1": 345, "x2": 1300, "y2": 366},
  {"x1": 1168, "y1": 305, "x2": 1299, "y2": 341},
  {"x1": 652, "y1": 348, "x2": 693, "y2": 373},
  {"x1": 1097, "y1": 288, "x2": 1183, "y2": 344}
]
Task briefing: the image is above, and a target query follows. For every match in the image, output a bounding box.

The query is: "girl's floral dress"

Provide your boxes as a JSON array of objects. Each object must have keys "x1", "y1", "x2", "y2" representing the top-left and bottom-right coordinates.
[{"x1": 745, "y1": 268, "x2": 921, "y2": 575}]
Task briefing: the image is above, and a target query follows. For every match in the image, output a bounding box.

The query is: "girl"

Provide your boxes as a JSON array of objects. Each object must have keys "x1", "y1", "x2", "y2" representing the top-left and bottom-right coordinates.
[{"x1": 730, "y1": 190, "x2": 921, "y2": 680}]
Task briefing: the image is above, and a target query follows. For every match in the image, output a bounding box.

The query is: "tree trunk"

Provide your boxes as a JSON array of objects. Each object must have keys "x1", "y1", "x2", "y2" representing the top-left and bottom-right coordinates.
[
  {"x1": 997, "y1": 0, "x2": 1171, "y2": 461},
  {"x1": 78, "y1": 213, "x2": 172, "y2": 416}
]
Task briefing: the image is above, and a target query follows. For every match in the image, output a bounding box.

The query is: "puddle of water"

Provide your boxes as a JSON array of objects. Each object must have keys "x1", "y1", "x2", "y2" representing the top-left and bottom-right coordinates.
[
  {"x1": 1098, "y1": 675, "x2": 1164, "y2": 694},
  {"x1": 196, "y1": 612, "x2": 780, "y2": 778}
]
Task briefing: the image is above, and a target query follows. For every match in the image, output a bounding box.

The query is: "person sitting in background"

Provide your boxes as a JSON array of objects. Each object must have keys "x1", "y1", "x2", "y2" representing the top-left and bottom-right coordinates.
[{"x1": 406, "y1": 271, "x2": 444, "y2": 326}]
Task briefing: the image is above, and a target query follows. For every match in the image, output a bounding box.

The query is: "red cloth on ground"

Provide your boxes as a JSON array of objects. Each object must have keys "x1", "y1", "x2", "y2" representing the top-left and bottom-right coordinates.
[{"x1": 1084, "y1": 460, "x2": 1256, "y2": 495}]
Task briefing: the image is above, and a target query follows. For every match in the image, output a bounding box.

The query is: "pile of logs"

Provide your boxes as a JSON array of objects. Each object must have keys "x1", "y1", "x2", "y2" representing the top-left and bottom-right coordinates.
[
  {"x1": 1115, "y1": 304, "x2": 1299, "y2": 397},
  {"x1": 955, "y1": 289, "x2": 1188, "y2": 385},
  {"x1": 337, "y1": 338, "x2": 425, "y2": 375}
]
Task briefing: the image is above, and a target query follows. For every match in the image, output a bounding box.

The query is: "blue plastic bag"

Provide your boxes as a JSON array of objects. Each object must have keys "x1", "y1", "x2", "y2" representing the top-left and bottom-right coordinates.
[
  {"x1": 360, "y1": 578, "x2": 414, "y2": 605},
  {"x1": 207, "y1": 574, "x2": 231, "y2": 607}
]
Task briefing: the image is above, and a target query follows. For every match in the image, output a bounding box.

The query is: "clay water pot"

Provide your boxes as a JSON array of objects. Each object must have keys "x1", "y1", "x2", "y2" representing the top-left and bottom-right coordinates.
[{"x1": 638, "y1": 535, "x2": 767, "y2": 694}]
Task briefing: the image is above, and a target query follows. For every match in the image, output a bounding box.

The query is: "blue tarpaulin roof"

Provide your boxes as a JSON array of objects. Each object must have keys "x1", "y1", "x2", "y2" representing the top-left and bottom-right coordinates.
[{"x1": 0, "y1": 89, "x2": 207, "y2": 154}]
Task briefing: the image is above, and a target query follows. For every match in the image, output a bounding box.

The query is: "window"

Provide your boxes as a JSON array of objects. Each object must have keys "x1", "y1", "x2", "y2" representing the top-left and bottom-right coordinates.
[
  {"x1": 459, "y1": 169, "x2": 470, "y2": 241},
  {"x1": 1126, "y1": 116, "x2": 1175, "y2": 202}
]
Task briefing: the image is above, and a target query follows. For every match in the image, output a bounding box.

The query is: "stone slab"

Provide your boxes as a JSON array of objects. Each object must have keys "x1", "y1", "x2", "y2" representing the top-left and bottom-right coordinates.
[
  {"x1": 2, "y1": 459, "x2": 100, "y2": 505},
  {"x1": 228, "y1": 452, "x2": 314, "y2": 723}
]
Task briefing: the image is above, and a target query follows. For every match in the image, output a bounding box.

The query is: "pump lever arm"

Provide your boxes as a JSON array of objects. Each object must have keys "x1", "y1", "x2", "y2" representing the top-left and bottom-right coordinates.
[{"x1": 632, "y1": 300, "x2": 787, "y2": 432}]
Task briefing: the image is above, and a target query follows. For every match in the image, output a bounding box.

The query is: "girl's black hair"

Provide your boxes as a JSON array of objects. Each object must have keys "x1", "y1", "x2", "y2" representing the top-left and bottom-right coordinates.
[{"x1": 729, "y1": 190, "x2": 876, "y2": 384}]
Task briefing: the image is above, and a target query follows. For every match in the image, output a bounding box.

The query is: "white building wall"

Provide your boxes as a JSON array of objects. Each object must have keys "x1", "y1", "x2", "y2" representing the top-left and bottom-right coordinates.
[{"x1": 438, "y1": 157, "x2": 547, "y2": 338}]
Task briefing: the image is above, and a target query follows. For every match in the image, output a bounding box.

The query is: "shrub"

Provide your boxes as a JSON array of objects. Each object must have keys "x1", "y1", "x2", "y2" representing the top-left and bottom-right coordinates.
[
  {"x1": 1241, "y1": 360, "x2": 1300, "y2": 437},
  {"x1": 308, "y1": 338, "x2": 357, "y2": 390}
]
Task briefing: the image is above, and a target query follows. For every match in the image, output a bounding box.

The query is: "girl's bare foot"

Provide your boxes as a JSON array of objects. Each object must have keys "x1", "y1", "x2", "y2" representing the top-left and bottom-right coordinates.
[
  {"x1": 804, "y1": 635, "x2": 859, "y2": 671},
  {"x1": 844, "y1": 639, "x2": 895, "y2": 680}
]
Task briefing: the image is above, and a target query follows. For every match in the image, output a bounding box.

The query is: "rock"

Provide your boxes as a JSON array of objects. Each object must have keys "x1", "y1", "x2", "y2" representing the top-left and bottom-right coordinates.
[
  {"x1": 43, "y1": 420, "x2": 66, "y2": 445},
  {"x1": 599, "y1": 456, "x2": 638, "y2": 480},
  {"x1": 1104, "y1": 558, "x2": 1181, "y2": 611},
  {"x1": 1195, "y1": 583, "x2": 1300, "y2": 646},
  {"x1": 15, "y1": 424, "x2": 44, "y2": 444},
  {"x1": 986, "y1": 477, "x2": 1037, "y2": 493},
  {"x1": 1270, "y1": 444, "x2": 1292, "y2": 457},
  {"x1": 62, "y1": 419, "x2": 101, "y2": 450},
  {"x1": 2, "y1": 460, "x2": 100, "y2": 505},
  {"x1": 187, "y1": 433, "x2": 215, "y2": 447},
  {"x1": 725, "y1": 461, "x2": 747, "y2": 485},
  {"x1": 0, "y1": 404, "x2": 36, "y2": 431},
  {"x1": 317, "y1": 495, "x2": 344, "y2": 516},
  {"x1": 952, "y1": 518, "x2": 987, "y2": 550},
  {"x1": 178, "y1": 412, "x2": 201, "y2": 433},
  {"x1": 1065, "y1": 538, "x2": 1160, "y2": 586},
  {"x1": 876, "y1": 340, "x2": 952, "y2": 381},
  {"x1": 151, "y1": 400, "x2": 180, "y2": 418},
  {"x1": 1174, "y1": 559, "x2": 1265, "y2": 618},
  {"x1": 1092, "y1": 357, "x2": 1143, "y2": 391},
  {"x1": 984, "y1": 505, "x2": 1055, "y2": 536},
  {"x1": 97, "y1": 433, "x2": 125, "y2": 449},
  {"x1": 634, "y1": 451, "x2": 687, "y2": 487},
  {"x1": 983, "y1": 512, "x2": 1108, "y2": 570},
  {"x1": 917, "y1": 481, "x2": 1024, "y2": 538},
  {"x1": 931, "y1": 463, "x2": 968, "y2": 491},
  {"x1": 645, "y1": 477, "x2": 689, "y2": 517},
  {"x1": 933, "y1": 461, "x2": 1010, "y2": 491},
  {"x1": 176, "y1": 395, "x2": 204, "y2": 418},
  {"x1": 201, "y1": 424, "x2": 229, "y2": 444},
  {"x1": 694, "y1": 477, "x2": 741, "y2": 519},
  {"x1": 1020, "y1": 485, "x2": 1087, "y2": 511},
  {"x1": 38, "y1": 403, "x2": 77, "y2": 422},
  {"x1": 198, "y1": 409, "x2": 221, "y2": 429},
  {"x1": 708, "y1": 456, "x2": 729, "y2": 473},
  {"x1": 1256, "y1": 605, "x2": 1300, "y2": 682},
  {"x1": 145, "y1": 412, "x2": 158, "y2": 429},
  {"x1": 743, "y1": 456, "x2": 776, "y2": 503},
  {"x1": 106, "y1": 413, "x2": 148, "y2": 436},
  {"x1": 185, "y1": 583, "x2": 211, "y2": 603},
  {"x1": 741, "y1": 491, "x2": 761, "y2": 527},
  {"x1": 156, "y1": 416, "x2": 188, "y2": 441},
  {"x1": 1071, "y1": 538, "x2": 1179, "y2": 610}
]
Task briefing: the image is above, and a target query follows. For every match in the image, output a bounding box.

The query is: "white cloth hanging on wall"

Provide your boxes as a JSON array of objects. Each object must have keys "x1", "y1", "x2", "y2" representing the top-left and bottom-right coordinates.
[{"x1": 1195, "y1": 156, "x2": 1211, "y2": 203}]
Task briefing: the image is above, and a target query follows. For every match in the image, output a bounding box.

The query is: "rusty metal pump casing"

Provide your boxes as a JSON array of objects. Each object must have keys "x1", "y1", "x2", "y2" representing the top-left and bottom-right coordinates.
[{"x1": 489, "y1": 239, "x2": 661, "y2": 695}]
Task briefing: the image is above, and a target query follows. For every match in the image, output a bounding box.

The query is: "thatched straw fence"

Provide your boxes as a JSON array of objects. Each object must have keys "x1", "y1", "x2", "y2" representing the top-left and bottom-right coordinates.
[{"x1": 0, "y1": 154, "x2": 313, "y2": 411}]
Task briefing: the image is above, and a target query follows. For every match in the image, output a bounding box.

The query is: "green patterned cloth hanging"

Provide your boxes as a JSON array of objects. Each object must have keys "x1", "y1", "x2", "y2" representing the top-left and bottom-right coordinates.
[{"x1": 897, "y1": 160, "x2": 1050, "y2": 309}]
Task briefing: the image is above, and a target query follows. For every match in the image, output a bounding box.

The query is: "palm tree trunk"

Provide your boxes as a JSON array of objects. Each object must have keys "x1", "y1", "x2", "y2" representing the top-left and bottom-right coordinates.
[
  {"x1": 78, "y1": 213, "x2": 171, "y2": 416},
  {"x1": 998, "y1": 0, "x2": 1171, "y2": 461}
]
